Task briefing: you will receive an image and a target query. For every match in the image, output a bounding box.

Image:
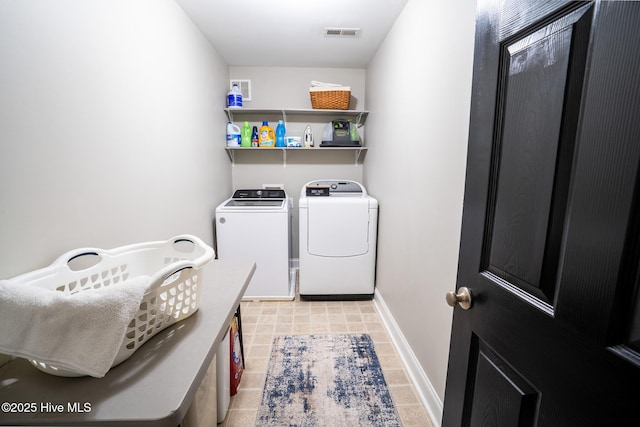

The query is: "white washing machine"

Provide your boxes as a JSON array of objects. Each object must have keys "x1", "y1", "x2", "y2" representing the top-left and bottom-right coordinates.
[
  {"x1": 299, "y1": 180, "x2": 378, "y2": 299},
  {"x1": 215, "y1": 188, "x2": 294, "y2": 300}
]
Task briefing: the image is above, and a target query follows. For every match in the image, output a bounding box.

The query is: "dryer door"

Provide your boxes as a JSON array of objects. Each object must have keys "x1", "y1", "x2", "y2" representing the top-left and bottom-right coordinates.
[{"x1": 307, "y1": 198, "x2": 370, "y2": 257}]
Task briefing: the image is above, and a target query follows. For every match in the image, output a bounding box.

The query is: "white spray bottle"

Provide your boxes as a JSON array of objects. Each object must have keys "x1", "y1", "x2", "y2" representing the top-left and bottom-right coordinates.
[{"x1": 303, "y1": 125, "x2": 314, "y2": 147}]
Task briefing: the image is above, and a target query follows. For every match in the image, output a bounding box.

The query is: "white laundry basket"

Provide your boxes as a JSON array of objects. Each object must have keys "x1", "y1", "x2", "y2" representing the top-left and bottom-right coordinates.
[{"x1": 7, "y1": 234, "x2": 214, "y2": 377}]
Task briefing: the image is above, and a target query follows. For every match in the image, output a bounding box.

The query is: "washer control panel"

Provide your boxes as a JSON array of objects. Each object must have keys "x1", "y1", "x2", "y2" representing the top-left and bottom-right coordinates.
[
  {"x1": 232, "y1": 189, "x2": 286, "y2": 199},
  {"x1": 304, "y1": 180, "x2": 364, "y2": 196}
]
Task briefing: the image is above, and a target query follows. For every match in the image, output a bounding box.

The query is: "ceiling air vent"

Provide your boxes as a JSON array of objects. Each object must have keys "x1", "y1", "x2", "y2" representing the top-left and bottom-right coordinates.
[{"x1": 324, "y1": 27, "x2": 361, "y2": 37}]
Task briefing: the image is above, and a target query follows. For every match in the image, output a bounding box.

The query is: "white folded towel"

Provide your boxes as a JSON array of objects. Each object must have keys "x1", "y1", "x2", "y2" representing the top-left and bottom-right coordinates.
[
  {"x1": 0, "y1": 276, "x2": 148, "y2": 377},
  {"x1": 311, "y1": 80, "x2": 346, "y2": 87}
]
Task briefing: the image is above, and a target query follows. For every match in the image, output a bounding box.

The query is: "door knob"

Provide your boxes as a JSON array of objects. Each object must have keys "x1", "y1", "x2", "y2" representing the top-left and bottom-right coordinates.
[{"x1": 446, "y1": 287, "x2": 473, "y2": 310}]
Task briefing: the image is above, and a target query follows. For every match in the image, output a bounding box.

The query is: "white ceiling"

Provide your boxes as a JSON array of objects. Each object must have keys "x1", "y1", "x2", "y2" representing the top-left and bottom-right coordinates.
[{"x1": 176, "y1": 0, "x2": 409, "y2": 68}]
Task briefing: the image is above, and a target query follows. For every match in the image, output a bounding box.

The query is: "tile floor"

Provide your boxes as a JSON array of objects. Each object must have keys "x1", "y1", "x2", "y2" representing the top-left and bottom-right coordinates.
[{"x1": 219, "y1": 295, "x2": 433, "y2": 427}]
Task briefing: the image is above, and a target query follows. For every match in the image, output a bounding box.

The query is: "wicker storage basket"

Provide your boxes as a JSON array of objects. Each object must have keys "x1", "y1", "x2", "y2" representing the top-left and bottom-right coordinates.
[
  {"x1": 8, "y1": 235, "x2": 214, "y2": 377},
  {"x1": 310, "y1": 86, "x2": 351, "y2": 110}
]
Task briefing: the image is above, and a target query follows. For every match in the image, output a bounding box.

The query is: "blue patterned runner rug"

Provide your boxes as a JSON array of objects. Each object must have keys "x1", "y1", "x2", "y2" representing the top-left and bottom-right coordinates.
[{"x1": 255, "y1": 334, "x2": 401, "y2": 426}]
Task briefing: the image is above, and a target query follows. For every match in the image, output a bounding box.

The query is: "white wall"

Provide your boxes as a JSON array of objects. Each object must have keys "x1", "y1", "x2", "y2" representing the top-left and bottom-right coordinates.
[
  {"x1": 0, "y1": 0, "x2": 230, "y2": 278},
  {"x1": 365, "y1": 0, "x2": 476, "y2": 419}
]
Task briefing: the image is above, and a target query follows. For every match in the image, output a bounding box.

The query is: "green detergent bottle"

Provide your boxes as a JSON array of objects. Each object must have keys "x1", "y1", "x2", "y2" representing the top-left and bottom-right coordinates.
[{"x1": 241, "y1": 121, "x2": 252, "y2": 147}]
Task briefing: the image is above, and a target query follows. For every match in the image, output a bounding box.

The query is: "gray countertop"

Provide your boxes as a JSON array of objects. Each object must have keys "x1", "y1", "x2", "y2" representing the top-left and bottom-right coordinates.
[{"x1": 0, "y1": 260, "x2": 255, "y2": 426}]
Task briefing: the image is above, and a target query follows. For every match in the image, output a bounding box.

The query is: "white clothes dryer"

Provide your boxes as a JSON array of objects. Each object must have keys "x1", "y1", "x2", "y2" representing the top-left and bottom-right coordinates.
[
  {"x1": 216, "y1": 188, "x2": 294, "y2": 300},
  {"x1": 299, "y1": 180, "x2": 378, "y2": 300}
]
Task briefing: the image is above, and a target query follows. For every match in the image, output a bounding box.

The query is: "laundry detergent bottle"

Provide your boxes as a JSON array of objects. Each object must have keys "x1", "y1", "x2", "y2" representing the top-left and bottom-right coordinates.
[
  {"x1": 226, "y1": 121, "x2": 241, "y2": 147},
  {"x1": 275, "y1": 120, "x2": 286, "y2": 147},
  {"x1": 240, "y1": 121, "x2": 252, "y2": 147},
  {"x1": 227, "y1": 83, "x2": 243, "y2": 108},
  {"x1": 251, "y1": 126, "x2": 259, "y2": 147},
  {"x1": 259, "y1": 121, "x2": 275, "y2": 147}
]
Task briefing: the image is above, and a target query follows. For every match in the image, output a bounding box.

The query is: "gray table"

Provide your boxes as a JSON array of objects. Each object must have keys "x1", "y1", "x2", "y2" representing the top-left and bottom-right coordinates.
[{"x1": 0, "y1": 260, "x2": 255, "y2": 426}]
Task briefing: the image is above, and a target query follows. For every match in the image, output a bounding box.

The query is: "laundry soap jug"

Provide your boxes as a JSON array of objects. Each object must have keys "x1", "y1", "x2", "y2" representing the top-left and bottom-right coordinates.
[
  {"x1": 259, "y1": 121, "x2": 275, "y2": 147},
  {"x1": 226, "y1": 122, "x2": 241, "y2": 147},
  {"x1": 240, "y1": 121, "x2": 252, "y2": 147},
  {"x1": 275, "y1": 120, "x2": 286, "y2": 147},
  {"x1": 251, "y1": 126, "x2": 259, "y2": 147},
  {"x1": 227, "y1": 83, "x2": 243, "y2": 108}
]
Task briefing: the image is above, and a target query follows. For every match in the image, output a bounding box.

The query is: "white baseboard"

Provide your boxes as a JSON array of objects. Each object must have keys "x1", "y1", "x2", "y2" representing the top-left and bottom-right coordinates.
[{"x1": 373, "y1": 289, "x2": 443, "y2": 427}]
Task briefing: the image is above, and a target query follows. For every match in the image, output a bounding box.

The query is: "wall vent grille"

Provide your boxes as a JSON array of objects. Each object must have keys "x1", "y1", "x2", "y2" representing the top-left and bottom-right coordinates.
[
  {"x1": 230, "y1": 80, "x2": 251, "y2": 101},
  {"x1": 324, "y1": 27, "x2": 361, "y2": 37}
]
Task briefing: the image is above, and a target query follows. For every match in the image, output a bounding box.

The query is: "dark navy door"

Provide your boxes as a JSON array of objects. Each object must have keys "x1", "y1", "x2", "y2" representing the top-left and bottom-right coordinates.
[{"x1": 443, "y1": 1, "x2": 640, "y2": 425}]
